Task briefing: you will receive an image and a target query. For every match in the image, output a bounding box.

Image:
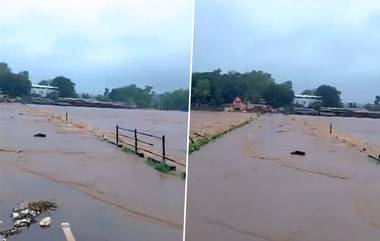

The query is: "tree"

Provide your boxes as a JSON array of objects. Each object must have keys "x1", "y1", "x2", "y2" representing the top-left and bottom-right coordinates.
[
  {"x1": 0, "y1": 62, "x2": 11, "y2": 76},
  {"x1": 192, "y1": 79, "x2": 211, "y2": 105},
  {"x1": 375, "y1": 96, "x2": 380, "y2": 105},
  {"x1": 81, "y1": 93, "x2": 90, "y2": 99},
  {"x1": 104, "y1": 88, "x2": 109, "y2": 97},
  {"x1": 262, "y1": 81, "x2": 294, "y2": 108},
  {"x1": 38, "y1": 80, "x2": 52, "y2": 86},
  {"x1": 309, "y1": 101, "x2": 323, "y2": 110},
  {"x1": 191, "y1": 69, "x2": 283, "y2": 106},
  {"x1": 301, "y1": 89, "x2": 316, "y2": 95},
  {"x1": 348, "y1": 102, "x2": 357, "y2": 108},
  {"x1": 154, "y1": 89, "x2": 189, "y2": 111},
  {"x1": 244, "y1": 70, "x2": 274, "y2": 103},
  {"x1": 108, "y1": 84, "x2": 154, "y2": 108},
  {"x1": 315, "y1": 85, "x2": 341, "y2": 107},
  {"x1": 50, "y1": 76, "x2": 77, "y2": 98},
  {"x1": 0, "y1": 63, "x2": 31, "y2": 97}
]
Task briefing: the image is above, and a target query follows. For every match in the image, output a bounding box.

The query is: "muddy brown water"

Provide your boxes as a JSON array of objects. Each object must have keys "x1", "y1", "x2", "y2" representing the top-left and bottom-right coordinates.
[
  {"x1": 30, "y1": 104, "x2": 188, "y2": 162},
  {"x1": 297, "y1": 115, "x2": 380, "y2": 146},
  {"x1": 186, "y1": 113, "x2": 380, "y2": 241},
  {"x1": 0, "y1": 103, "x2": 185, "y2": 241}
]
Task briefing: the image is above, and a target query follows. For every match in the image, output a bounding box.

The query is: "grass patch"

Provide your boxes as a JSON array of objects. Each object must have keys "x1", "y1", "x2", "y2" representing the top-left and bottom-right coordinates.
[
  {"x1": 189, "y1": 119, "x2": 253, "y2": 154},
  {"x1": 121, "y1": 146, "x2": 184, "y2": 177},
  {"x1": 147, "y1": 158, "x2": 172, "y2": 173},
  {"x1": 122, "y1": 147, "x2": 135, "y2": 154}
]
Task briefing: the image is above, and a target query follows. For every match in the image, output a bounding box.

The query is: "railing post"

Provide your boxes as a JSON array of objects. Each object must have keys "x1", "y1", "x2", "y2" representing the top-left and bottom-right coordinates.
[
  {"x1": 116, "y1": 125, "x2": 119, "y2": 145},
  {"x1": 162, "y1": 135, "x2": 166, "y2": 164},
  {"x1": 134, "y1": 129, "x2": 138, "y2": 153}
]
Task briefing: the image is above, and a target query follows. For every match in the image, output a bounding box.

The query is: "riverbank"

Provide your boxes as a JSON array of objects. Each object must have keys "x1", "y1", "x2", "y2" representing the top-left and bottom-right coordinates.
[
  {"x1": 189, "y1": 111, "x2": 259, "y2": 153},
  {"x1": 290, "y1": 115, "x2": 380, "y2": 158},
  {"x1": 186, "y1": 113, "x2": 380, "y2": 241},
  {"x1": 0, "y1": 103, "x2": 185, "y2": 241}
]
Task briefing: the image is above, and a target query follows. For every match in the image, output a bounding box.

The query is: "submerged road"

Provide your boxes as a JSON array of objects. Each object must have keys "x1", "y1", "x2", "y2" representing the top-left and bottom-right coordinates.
[
  {"x1": 186, "y1": 114, "x2": 380, "y2": 241},
  {"x1": 0, "y1": 104, "x2": 184, "y2": 241}
]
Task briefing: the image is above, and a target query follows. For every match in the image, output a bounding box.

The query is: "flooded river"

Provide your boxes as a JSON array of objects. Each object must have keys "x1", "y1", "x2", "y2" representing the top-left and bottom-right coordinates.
[
  {"x1": 31, "y1": 104, "x2": 188, "y2": 162},
  {"x1": 0, "y1": 103, "x2": 185, "y2": 241},
  {"x1": 186, "y1": 114, "x2": 380, "y2": 241}
]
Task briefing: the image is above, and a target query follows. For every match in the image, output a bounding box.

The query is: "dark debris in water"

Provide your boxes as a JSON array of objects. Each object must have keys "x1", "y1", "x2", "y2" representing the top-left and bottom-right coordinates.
[
  {"x1": 33, "y1": 133, "x2": 47, "y2": 138},
  {"x1": 291, "y1": 150, "x2": 306, "y2": 156}
]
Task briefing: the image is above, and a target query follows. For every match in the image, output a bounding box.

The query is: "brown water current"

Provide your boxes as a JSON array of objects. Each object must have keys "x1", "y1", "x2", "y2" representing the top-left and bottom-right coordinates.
[
  {"x1": 29, "y1": 104, "x2": 188, "y2": 163},
  {"x1": 0, "y1": 103, "x2": 185, "y2": 241},
  {"x1": 186, "y1": 113, "x2": 380, "y2": 241}
]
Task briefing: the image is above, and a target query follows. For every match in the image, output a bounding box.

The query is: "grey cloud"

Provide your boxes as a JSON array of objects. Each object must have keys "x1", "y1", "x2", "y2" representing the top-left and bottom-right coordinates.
[{"x1": 193, "y1": 0, "x2": 380, "y2": 103}]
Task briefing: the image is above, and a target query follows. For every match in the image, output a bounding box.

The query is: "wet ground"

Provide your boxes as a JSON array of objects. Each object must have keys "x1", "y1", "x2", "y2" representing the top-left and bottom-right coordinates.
[
  {"x1": 0, "y1": 103, "x2": 185, "y2": 241},
  {"x1": 186, "y1": 113, "x2": 380, "y2": 241}
]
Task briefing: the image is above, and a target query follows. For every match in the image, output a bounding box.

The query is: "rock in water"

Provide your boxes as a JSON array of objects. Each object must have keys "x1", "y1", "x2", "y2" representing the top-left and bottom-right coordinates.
[{"x1": 39, "y1": 217, "x2": 51, "y2": 227}]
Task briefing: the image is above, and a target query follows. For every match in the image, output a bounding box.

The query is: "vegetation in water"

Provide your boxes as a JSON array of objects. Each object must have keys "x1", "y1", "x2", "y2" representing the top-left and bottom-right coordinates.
[{"x1": 147, "y1": 158, "x2": 171, "y2": 173}]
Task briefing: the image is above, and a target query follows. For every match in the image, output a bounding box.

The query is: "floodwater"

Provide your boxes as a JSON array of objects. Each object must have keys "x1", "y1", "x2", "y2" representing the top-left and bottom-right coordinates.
[
  {"x1": 298, "y1": 115, "x2": 380, "y2": 146},
  {"x1": 0, "y1": 103, "x2": 185, "y2": 241},
  {"x1": 186, "y1": 114, "x2": 380, "y2": 241},
  {"x1": 31, "y1": 104, "x2": 188, "y2": 162}
]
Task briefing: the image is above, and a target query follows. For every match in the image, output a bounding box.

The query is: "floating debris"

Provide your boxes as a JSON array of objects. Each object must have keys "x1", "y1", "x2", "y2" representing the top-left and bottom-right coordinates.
[
  {"x1": 369, "y1": 154, "x2": 380, "y2": 162},
  {"x1": 34, "y1": 133, "x2": 47, "y2": 138},
  {"x1": 0, "y1": 200, "x2": 57, "y2": 239},
  {"x1": 39, "y1": 217, "x2": 51, "y2": 227},
  {"x1": 28, "y1": 200, "x2": 57, "y2": 213},
  {"x1": 291, "y1": 150, "x2": 306, "y2": 156},
  {"x1": 0, "y1": 149, "x2": 22, "y2": 153}
]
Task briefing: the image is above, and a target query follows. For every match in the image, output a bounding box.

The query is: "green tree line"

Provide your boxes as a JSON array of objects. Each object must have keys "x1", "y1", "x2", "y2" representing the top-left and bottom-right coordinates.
[
  {"x1": 38, "y1": 77, "x2": 77, "y2": 98},
  {"x1": 1, "y1": 62, "x2": 188, "y2": 111},
  {"x1": 364, "y1": 96, "x2": 380, "y2": 111},
  {"x1": 96, "y1": 84, "x2": 189, "y2": 111},
  {"x1": 192, "y1": 69, "x2": 295, "y2": 108},
  {"x1": 0, "y1": 62, "x2": 31, "y2": 97},
  {"x1": 301, "y1": 85, "x2": 342, "y2": 108}
]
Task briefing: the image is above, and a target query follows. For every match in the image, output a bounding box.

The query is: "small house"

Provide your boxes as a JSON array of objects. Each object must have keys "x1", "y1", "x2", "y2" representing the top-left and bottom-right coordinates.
[
  {"x1": 293, "y1": 94, "x2": 322, "y2": 108},
  {"x1": 30, "y1": 84, "x2": 59, "y2": 98}
]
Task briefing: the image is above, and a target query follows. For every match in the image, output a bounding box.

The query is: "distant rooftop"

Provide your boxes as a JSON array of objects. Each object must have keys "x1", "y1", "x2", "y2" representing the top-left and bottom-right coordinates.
[
  {"x1": 295, "y1": 94, "x2": 322, "y2": 99},
  {"x1": 32, "y1": 84, "x2": 59, "y2": 90}
]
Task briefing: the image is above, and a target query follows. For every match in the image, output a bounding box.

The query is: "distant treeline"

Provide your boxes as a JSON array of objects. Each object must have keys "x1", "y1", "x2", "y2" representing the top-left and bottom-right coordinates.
[
  {"x1": 93, "y1": 85, "x2": 189, "y2": 111},
  {"x1": 365, "y1": 96, "x2": 380, "y2": 111},
  {"x1": 0, "y1": 62, "x2": 189, "y2": 111},
  {"x1": 192, "y1": 69, "x2": 294, "y2": 108},
  {"x1": 0, "y1": 62, "x2": 31, "y2": 97},
  {"x1": 192, "y1": 69, "x2": 347, "y2": 109},
  {"x1": 0, "y1": 62, "x2": 77, "y2": 98}
]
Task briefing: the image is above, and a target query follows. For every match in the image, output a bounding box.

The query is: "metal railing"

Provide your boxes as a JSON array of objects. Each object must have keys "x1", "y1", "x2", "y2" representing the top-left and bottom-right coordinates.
[{"x1": 116, "y1": 125, "x2": 185, "y2": 167}]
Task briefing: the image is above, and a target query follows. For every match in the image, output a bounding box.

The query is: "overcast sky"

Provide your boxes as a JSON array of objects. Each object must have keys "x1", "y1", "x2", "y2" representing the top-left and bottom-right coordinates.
[
  {"x1": 193, "y1": 0, "x2": 380, "y2": 103},
  {"x1": 0, "y1": 0, "x2": 193, "y2": 94}
]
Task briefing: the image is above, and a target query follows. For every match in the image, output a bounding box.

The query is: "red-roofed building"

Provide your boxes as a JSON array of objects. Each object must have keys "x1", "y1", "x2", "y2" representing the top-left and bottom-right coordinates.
[{"x1": 232, "y1": 97, "x2": 245, "y2": 111}]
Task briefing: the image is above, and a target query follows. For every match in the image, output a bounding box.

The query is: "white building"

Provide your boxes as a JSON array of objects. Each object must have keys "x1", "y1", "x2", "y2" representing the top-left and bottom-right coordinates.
[
  {"x1": 31, "y1": 84, "x2": 59, "y2": 98},
  {"x1": 293, "y1": 94, "x2": 322, "y2": 107}
]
